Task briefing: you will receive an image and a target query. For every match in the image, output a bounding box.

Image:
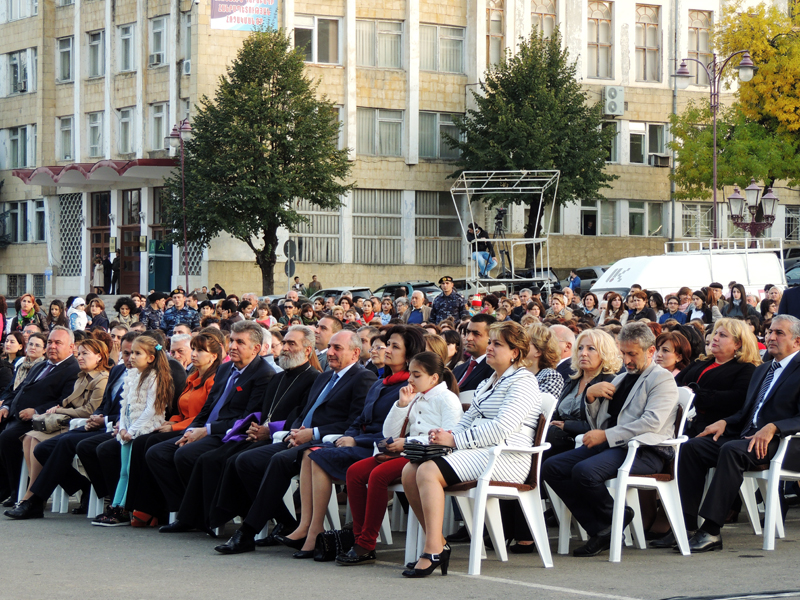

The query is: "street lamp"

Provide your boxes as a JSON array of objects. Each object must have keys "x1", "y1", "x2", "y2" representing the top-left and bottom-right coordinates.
[
  {"x1": 166, "y1": 119, "x2": 193, "y2": 293},
  {"x1": 673, "y1": 51, "x2": 756, "y2": 239},
  {"x1": 727, "y1": 178, "x2": 779, "y2": 238}
]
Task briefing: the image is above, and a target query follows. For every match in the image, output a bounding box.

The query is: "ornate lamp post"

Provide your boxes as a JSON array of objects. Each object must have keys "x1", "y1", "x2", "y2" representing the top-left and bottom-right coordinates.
[
  {"x1": 166, "y1": 119, "x2": 193, "y2": 292},
  {"x1": 673, "y1": 51, "x2": 756, "y2": 239},
  {"x1": 727, "y1": 178, "x2": 779, "y2": 238}
]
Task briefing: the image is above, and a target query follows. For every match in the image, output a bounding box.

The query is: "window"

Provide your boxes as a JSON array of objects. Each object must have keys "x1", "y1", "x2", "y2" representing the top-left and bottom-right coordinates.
[
  {"x1": 542, "y1": 203, "x2": 562, "y2": 234},
  {"x1": 688, "y1": 10, "x2": 712, "y2": 85},
  {"x1": 7, "y1": 274, "x2": 26, "y2": 296},
  {"x1": 420, "y1": 25, "x2": 464, "y2": 73},
  {"x1": 33, "y1": 273, "x2": 45, "y2": 297},
  {"x1": 182, "y1": 98, "x2": 191, "y2": 121},
  {"x1": 289, "y1": 198, "x2": 341, "y2": 263},
  {"x1": 629, "y1": 122, "x2": 665, "y2": 164},
  {"x1": 415, "y1": 191, "x2": 461, "y2": 265},
  {"x1": 57, "y1": 37, "x2": 73, "y2": 82},
  {"x1": 8, "y1": 50, "x2": 27, "y2": 93},
  {"x1": 34, "y1": 199, "x2": 45, "y2": 241},
  {"x1": 357, "y1": 108, "x2": 402, "y2": 157},
  {"x1": 487, "y1": 0, "x2": 504, "y2": 65},
  {"x1": 635, "y1": 5, "x2": 660, "y2": 82},
  {"x1": 7, "y1": 0, "x2": 35, "y2": 20},
  {"x1": 353, "y1": 189, "x2": 402, "y2": 265},
  {"x1": 419, "y1": 112, "x2": 461, "y2": 159},
  {"x1": 8, "y1": 125, "x2": 35, "y2": 168},
  {"x1": 58, "y1": 116, "x2": 73, "y2": 160},
  {"x1": 88, "y1": 31, "x2": 104, "y2": 77},
  {"x1": 151, "y1": 103, "x2": 168, "y2": 150},
  {"x1": 57, "y1": 0, "x2": 73, "y2": 6},
  {"x1": 629, "y1": 201, "x2": 663, "y2": 236},
  {"x1": 88, "y1": 112, "x2": 103, "y2": 157},
  {"x1": 119, "y1": 24, "x2": 135, "y2": 72},
  {"x1": 7, "y1": 201, "x2": 27, "y2": 242},
  {"x1": 602, "y1": 121, "x2": 618, "y2": 162},
  {"x1": 294, "y1": 15, "x2": 340, "y2": 64},
  {"x1": 356, "y1": 20, "x2": 402, "y2": 68},
  {"x1": 682, "y1": 203, "x2": 713, "y2": 238},
  {"x1": 587, "y1": 1, "x2": 612, "y2": 79},
  {"x1": 183, "y1": 13, "x2": 191, "y2": 63},
  {"x1": 150, "y1": 17, "x2": 167, "y2": 66},
  {"x1": 118, "y1": 107, "x2": 134, "y2": 154},
  {"x1": 532, "y1": 0, "x2": 556, "y2": 38},
  {"x1": 580, "y1": 199, "x2": 616, "y2": 235},
  {"x1": 786, "y1": 206, "x2": 800, "y2": 241}
]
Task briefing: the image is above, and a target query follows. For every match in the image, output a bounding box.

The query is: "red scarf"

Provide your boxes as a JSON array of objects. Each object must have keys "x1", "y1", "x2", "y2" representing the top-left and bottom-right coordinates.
[{"x1": 383, "y1": 370, "x2": 410, "y2": 386}]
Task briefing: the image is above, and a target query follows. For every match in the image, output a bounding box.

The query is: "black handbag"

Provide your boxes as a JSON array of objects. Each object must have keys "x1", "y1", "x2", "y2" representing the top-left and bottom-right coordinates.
[
  {"x1": 402, "y1": 440, "x2": 454, "y2": 464},
  {"x1": 313, "y1": 528, "x2": 355, "y2": 562}
]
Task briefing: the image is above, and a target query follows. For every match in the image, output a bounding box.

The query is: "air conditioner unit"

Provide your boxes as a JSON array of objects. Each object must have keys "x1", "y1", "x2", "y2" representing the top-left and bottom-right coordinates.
[
  {"x1": 148, "y1": 53, "x2": 163, "y2": 66},
  {"x1": 603, "y1": 86, "x2": 625, "y2": 116},
  {"x1": 13, "y1": 80, "x2": 27, "y2": 93},
  {"x1": 183, "y1": 59, "x2": 191, "y2": 75},
  {"x1": 649, "y1": 153, "x2": 670, "y2": 167}
]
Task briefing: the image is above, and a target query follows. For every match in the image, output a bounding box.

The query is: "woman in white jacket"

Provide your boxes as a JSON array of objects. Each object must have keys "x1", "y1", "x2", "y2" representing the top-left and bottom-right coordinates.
[{"x1": 336, "y1": 352, "x2": 463, "y2": 567}]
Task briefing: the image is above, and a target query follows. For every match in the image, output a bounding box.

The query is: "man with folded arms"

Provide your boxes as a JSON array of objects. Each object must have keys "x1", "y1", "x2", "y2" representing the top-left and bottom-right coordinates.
[
  {"x1": 670, "y1": 314, "x2": 800, "y2": 552},
  {"x1": 542, "y1": 322, "x2": 679, "y2": 557},
  {"x1": 212, "y1": 330, "x2": 376, "y2": 554}
]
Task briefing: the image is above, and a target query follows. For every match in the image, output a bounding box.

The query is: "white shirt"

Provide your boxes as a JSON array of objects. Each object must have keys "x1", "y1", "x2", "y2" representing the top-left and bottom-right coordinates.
[
  {"x1": 312, "y1": 360, "x2": 356, "y2": 439},
  {"x1": 752, "y1": 350, "x2": 799, "y2": 426}
]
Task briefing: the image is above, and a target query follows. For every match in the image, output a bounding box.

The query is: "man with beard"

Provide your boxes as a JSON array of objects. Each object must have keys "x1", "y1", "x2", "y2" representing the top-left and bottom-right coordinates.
[{"x1": 159, "y1": 325, "x2": 321, "y2": 534}]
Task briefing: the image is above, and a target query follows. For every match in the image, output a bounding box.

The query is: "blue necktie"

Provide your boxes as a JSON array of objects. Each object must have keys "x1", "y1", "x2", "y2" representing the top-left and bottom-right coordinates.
[
  {"x1": 302, "y1": 373, "x2": 339, "y2": 428},
  {"x1": 751, "y1": 361, "x2": 781, "y2": 428},
  {"x1": 35, "y1": 362, "x2": 55, "y2": 381},
  {"x1": 207, "y1": 367, "x2": 241, "y2": 425}
]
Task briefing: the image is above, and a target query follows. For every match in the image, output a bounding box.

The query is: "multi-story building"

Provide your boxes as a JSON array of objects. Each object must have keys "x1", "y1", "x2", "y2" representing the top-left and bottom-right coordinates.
[{"x1": 0, "y1": 0, "x2": 797, "y2": 297}]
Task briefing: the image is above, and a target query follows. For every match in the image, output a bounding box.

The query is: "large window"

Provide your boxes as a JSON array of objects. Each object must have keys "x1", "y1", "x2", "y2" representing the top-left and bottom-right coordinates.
[
  {"x1": 688, "y1": 10, "x2": 712, "y2": 85},
  {"x1": 356, "y1": 20, "x2": 402, "y2": 68},
  {"x1": 629, "y1": 122, "x2": 666, "y2": 164},
  {"x1": 357, "y1": 108, "x2": 402, "y2": 157},
  {"x1": 587, "y1": 1, "x2": 612, "y2": 79},
  {"x1": 420, "y1": 24, "x2": 464, "y2": 73},
  {"x1": 682, "y1": 203, "x2": 713, "y2": 238},
  {"x1": 6, "y1": 201, "x2": 27, "y2": 242},
  {"x1": 635, "y1": 5, "x2": 660, "y2": 81},
  {"x1": 289, "y1": 198, "x2": 341, "y2": 263},
  {"x1": 149, "y1": 16, "x2": 167, "y2": 66},
  {"x1": 601, "y1": 121, "x2": 618, "y2": 162},
  {"x1": 88, "y1": 31, "x2": 104, "y2": 77},
  {"x1": 151, "y1": 103, "x2": 168, "y2": 150},
  {"x1": 419, "y1": 112, "x2": 460, "y2": 159},
  {"x1": 118, "y1": 107, "x2": 134, "y2": 154},
  {"x1": 58, "y1": 116, "x2": 73, "y2": 161},
  {"x1": 6, "y1": 274, "x2": 26, "y2": 296},
  {"x1": 34, "y1": 199, "x2": 45, "y2": 241},
  {"x1": 532, "y1": 0, "x2": 556, "y2": 38},
  {"x1": 8, "y1": 49, "x2": 35, "y2": 94},
  {"x1": 295, "y1": 15, "x2": 340, "y2": 64},
  {"x1": 629, "y1": 201, "x2": 663, "y2": 236},
  {"x1": 786, "y1": 206, "x2": 800, "y2": 242},
  {"x1": 8, "y1": 125, "x2": 35, "y2": 168},
  {"x1": 415, "y1": 192, "x2": 461, "y2": 265},
  {"x1": 487, "y1": 0, "x2": 504, "y2": 65},
  {"x1": 183, "y1": 12, "x2": 191, "y2": 72},
  {"x1": 580, "y1": 199, "x2": 616, "y2": 235},
  {"x1": 119, "y1": 24, "x2": 135, "y2": 72},
  {"x1": 57, "y1": 37, "x2": 73, "y2": 82},
  {"x1": 353, "y1": 189, "x2": 402, "y2": 265},
  {"x1": 6, "y1": 0, "x2": 36, "y2": 21},
  {"x1": 88, "y1": 112, "x2": 103, "y2": 157}
]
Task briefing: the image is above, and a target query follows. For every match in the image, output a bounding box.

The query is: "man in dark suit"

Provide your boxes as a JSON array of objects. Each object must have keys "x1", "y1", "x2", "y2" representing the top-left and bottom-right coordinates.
[
  {"x1": 551, "y1": 324, "x2": 577, "y2": 383},
  {"x1": 778, "y1": 286, "x2": 800, "y2": 320},
  {"x1": 212, "y1": 329, "x2": 377, "y2": 554},
  {"x1": 453, "y1": 313, "x2": 496, "y2": 392},
  {"x1": 0, "y1": 326, "x2": 81, "y2": 504},
  {"x1": 676, "y1": 314, "x2": 800, "y2": 552},
  {"x1": 4, "y1": 333, "x2": 137, "y2": 519},
  {"x1": 146, "y1": 321, "x2": 274, "y2": 519}
]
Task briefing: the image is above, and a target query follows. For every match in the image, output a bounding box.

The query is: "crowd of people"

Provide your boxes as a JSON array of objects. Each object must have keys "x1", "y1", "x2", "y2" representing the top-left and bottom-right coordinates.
[{"x1": 0, "y1": 273, "x2": 799, "y2": 578}]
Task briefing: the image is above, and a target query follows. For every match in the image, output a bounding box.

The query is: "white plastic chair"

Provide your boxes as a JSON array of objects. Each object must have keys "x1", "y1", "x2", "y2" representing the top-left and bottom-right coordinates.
[
  {"x1": 606, "y1": 387, "x2": 694, "y2": 562},
  {"x1": 444, "y1": 392, "x2": 557, "y2": 575}
]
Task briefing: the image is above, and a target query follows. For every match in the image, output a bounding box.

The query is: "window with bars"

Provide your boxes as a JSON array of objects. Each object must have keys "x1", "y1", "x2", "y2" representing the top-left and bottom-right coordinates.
[
  {"x1": 587, "y1": 1, "x2": 612, "y2": 79},
  {"x1": 356, "y1": 108, "x2": 402, "y2": 157},
  {"x1": 532, "y1": 0, "x2": 556, "y2": 38},
  {"x1": 290, "y1": 198, "x2": 341, "y2": 263},
  {"x1": 419, "y1": 112, "x2": 461, "y2": 159},
  {"x1": 786, "y1": 206, "x2": 800, "y2": 241},
  {"x1": 487, "y1": 0, "x2": 504, "y2": 65},
  {"x1": 682, "y1": 203, "x2": 713, "y2": 238},
  {"x1": 180, "y1": 242, "x2": 203, "y2": 276},
  {"x1": 356, "y1": 20, "x2": 402, "y2": 68},
  {"x1": 33, "y1": 273, "x2": 45, "y2": 297},
  {"x1": 59, "y1": 193, "x2": 83, "y2": 276},
  {"x1": 415, "y1": 191, "x2": 461, "y2": 265},
  {"x1": 688, "y1": 10, "x2": 712, "y2": 86},
  {"x1": 635, "y1": 5, "x2": 660, "y2": 81},
  {"x1": 419, "y1": 24, "x2": 464, "y2": 73},
  {"x1": 353, "y1": 189, "x2": 402, "y2": 265},
  {"x1": 629, "y1": 201, "x2": 663, "y2": 236},
  {"x1": 7, "y1": 274, "x2": 26, "y2": 297}
]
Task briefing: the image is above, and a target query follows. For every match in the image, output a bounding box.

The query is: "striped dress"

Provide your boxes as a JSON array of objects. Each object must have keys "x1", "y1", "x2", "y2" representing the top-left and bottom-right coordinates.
[{"x1": 443, "y1": 366, "x2": 542, "y2": 484}]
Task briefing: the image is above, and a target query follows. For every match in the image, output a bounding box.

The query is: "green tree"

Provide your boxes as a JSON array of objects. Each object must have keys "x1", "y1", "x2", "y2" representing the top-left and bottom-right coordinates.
[
  {"x1": 447, "y1": 30, "x2": 616, "y2": 267},
  {"x1": 161, "y1": 28, "x2": 353, "y2": 294}
]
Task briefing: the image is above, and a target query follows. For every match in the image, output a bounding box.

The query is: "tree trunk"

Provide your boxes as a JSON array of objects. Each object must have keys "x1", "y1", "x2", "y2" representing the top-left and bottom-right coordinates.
[
  {"x1": 255, "y1": 226, "x2": 280, "y2": 295},
  {"x1": 524, "y1": 196, "x2": 546, "y2": 268}
]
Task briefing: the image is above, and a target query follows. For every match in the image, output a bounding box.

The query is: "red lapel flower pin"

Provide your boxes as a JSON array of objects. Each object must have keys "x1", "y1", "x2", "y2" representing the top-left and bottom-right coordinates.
[{"x1": 236, "y1": 386, "x2": 243, "y2": 392}]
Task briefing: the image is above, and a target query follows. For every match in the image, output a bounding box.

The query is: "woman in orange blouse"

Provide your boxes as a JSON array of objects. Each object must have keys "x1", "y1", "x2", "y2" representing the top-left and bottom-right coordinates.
[{"x1": 125, "y1": 333, "x2": 223, "y2": 526}]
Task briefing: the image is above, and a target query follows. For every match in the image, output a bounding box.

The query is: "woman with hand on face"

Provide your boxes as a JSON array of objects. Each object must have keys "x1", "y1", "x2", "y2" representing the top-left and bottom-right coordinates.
[{"x1": 401, "y1": 321, "x2": 542, "y2": 578}]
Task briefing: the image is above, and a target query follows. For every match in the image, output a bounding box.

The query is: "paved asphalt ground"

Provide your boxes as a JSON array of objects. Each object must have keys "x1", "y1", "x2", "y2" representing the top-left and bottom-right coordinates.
[{"x1": 2, "y1": 502, "x2": 800, "y2": 600}]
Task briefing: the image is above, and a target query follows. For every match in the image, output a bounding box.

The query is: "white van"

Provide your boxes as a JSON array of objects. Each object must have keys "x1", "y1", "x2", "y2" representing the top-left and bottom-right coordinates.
[{"x1": 591, "y1": 246, "x2": 786, "y2": 300}]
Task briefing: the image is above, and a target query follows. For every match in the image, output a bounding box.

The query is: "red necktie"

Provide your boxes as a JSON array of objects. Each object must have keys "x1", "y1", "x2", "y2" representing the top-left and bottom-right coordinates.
[{"x1": 459, "y1": 359, "x2": 477, "y2": 386}]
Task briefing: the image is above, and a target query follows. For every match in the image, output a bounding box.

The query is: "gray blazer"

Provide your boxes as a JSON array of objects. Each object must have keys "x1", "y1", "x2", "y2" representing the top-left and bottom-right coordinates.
[{"x1": 586, "y1": 361, "x2": 679, "y2": 448}]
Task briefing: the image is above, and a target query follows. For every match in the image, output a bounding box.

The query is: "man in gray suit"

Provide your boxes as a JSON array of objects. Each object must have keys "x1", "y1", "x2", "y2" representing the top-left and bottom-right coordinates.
[{"x1": 543, "y1": 322, "x2": 679, "y2": 557}]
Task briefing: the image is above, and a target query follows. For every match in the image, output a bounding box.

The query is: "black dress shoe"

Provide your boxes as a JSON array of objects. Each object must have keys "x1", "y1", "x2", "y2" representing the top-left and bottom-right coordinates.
[
  {"x1": 335, "y1": 547, "x2": 377, "y2": 565},
  {"x1": 445, "y1": 525, "x2": 470, "y2": 543},
  {"x1": 214, "y1": 529, "x2": 256, "y2": 555},
  {"x1": 273, "y1": 533, "x2": 307, "y2": 550},
  {"x1": 509, "y1": 542, "x2": 536, "y2": 554},
  {"x1": 2, "y1": 497, "x2": 17, "y2": 508},
  {"x1": 683, "y1": 530, "x2": 722, "y2": 553},
  {"x1": 159, "y1": 520, "x2": 193, "y2": 533},
  {"x1": 254, "y1": 522, "x2": 285, "y2": 546},
  {"x1": 649, "y1": 531, "x2": 677, "y2": 549},
  {"x1": 292, "y1": 549, "x2": 316, "y2": 559},
  {"x1": 4, "y1": 499, "x2": 44, "y2": 520},
  {"x1": 597, "y1": 506, "x2": 635, "y2": 538},
  {"x1": 573, "y1": 534, "x2": 613, "y2": 557}
]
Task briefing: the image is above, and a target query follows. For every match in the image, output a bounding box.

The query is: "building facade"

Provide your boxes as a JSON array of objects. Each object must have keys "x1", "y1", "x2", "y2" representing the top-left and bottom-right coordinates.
[{"x1": 0, "y1": 0, "x2": 797, "y2": 297}]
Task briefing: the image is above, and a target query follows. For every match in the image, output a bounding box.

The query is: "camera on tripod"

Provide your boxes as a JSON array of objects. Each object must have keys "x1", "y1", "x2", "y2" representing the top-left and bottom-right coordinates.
[{"x1": 494, "y1": 207, "x2": 507, "y2": 225}]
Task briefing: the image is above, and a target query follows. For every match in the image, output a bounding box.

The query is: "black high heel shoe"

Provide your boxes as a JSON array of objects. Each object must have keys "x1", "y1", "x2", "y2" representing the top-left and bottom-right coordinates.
[
  {"x1": 402, "y1": 546, "x2": 451, "y2": 578},
  {"x1": 273, "y1": 533, "x2": 307, "y2": 551}
]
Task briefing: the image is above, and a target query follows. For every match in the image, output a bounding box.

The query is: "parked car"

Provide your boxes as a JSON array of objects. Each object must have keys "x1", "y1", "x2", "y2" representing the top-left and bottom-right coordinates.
[
  {"x1": 560, "y1": 266, "x2": 610, "y2": 291},
  {"x1": 373, "y1": 281, "x2": 441, "y2": 303},
  {"x1": 786, "y1": 264, "x2": 800, "y2": 287},
  {"x1": 307, "y1": 286, "x2": 373, "y2": 303}
]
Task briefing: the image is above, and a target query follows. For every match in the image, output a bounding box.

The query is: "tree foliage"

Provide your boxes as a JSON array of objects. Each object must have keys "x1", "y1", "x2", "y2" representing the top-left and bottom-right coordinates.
[
  {"x1": 447, "y1": 30, "x2": 616, "y2": 265},
  {"x1": 161, "y1": 28, "x2": 353, "y2": 294}
]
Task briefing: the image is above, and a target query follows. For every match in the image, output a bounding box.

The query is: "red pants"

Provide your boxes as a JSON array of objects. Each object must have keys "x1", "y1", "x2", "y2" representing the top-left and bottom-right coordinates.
[{"x1": 346, "y1": 456, "x2": 409, "y2": 551}]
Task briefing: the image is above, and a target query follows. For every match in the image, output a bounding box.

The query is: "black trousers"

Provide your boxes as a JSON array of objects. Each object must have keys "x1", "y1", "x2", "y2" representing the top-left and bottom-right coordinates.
[
  {"x1": 75, "y1": 434, "x2": 119, "y2": 498},
  {"x1": 30, "y1": 428, "x2": 106, "y2": 500},
  {"x1": 125, "y1": 431, "x2": 182, "y2": 518},
  {"x1": 678, "y1": 435, "x2": 777, "y2": 529},
  {"x1": 146, "y1": 434, "x2": 224, "y2": 512},
  {"x1": 0, "y1": 418, "x2": 33, "y2": 498},
  {"x1": 542, "y1": 442, "x2": 665, "y2": 537}
]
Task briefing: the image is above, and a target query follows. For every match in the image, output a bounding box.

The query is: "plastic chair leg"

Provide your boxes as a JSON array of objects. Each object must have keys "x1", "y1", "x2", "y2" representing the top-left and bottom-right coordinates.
[
  {"x1": 518, "y1": 493, "x2": 554, "y2": 568},
  {"x1": 378, "y1": 510, "x2": 393, "y2": 545},
  {"x1": 660, "y1": 484, "x2": 690, "y2": 556},
  {"x1": 17, "y1": 459, "x2": 29, "y2": 503},
  {"x1": 740, "y1": 478, "x2": 762, "y2": 535},
  {"x1": 484, "y1": 497, "x2": 508, "y2": 562}
]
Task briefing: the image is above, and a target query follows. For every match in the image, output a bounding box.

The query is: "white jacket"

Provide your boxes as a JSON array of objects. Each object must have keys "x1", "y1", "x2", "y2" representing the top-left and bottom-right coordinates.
[
  {"x1": 117, "y1": 369, "x2": 165, "y2": 441},
  {"x1": 382, "y1": 382, "x2": 463, "y2": 438}
]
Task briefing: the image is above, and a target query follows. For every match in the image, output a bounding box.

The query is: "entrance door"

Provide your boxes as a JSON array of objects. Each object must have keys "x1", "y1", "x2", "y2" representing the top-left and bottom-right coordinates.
[
  {"x1": 119, "y1": 226, "x2": 141, "y2": 294},
  {"x1": 89, "y1": 192, "x2": 111, "y2": 288}
]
